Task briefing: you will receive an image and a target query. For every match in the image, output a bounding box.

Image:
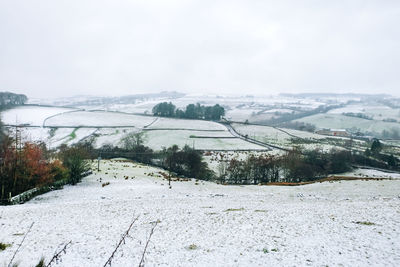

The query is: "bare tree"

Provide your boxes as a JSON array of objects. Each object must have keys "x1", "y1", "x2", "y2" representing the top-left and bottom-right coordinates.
[{"x1": 121, "y1": 132, "x2": 146, "y2": 150}]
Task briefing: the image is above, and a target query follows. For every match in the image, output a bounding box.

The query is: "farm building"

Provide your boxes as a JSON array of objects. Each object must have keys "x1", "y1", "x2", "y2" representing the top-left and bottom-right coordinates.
[{"x1": 316, "y1": 129, "x2": 350, "y2": 137}]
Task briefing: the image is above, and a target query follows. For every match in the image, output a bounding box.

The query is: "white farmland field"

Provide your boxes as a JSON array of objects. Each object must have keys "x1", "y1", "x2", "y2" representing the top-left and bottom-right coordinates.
[
  {"x1": 44, "y1": 111, "x2": 156, "y2": 128},
  {"x1": 231, "y1": 123, "x2": 294, "y2": 148},
  {"x1": 12, "y1": 127, "x2": 97, "y2": 149},
  {"x1": 92, "y1": 128, "x2": 139, "y2": 148},
  {"x1": 143, "y1": 130, "x2": 266, "y2": 151},
  {"x1": 230, "y1": 123, "x2": 362, "y2": 152},
  {"x1": 225, "y1": 108, "x2": 263, "y2": 122},
  {"x1": 1, "y1": 106, "x2": 77, "y2": 126},
  {"x1": 328, "y1": 104, "x2": 400, "y2": 121},
  {"x1": 2, "y1": 108, "x2": 269, "y2": 151},
  {"x1": 147, "y1": 117, "x2": 227, "y2": 131},
  {"x1": 50, "y1": 128, "x2": 97, "y2": 148},
  {"x1": 1, "y1": 160, "x2": 399, "y2": 266}
]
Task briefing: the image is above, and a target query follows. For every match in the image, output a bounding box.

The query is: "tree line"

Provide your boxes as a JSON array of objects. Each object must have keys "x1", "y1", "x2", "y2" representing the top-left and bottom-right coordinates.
[
  {"x1": 219, "y1": 149, "x2": 353, "y2": 184},
  {"x1": 1, "y1": 123, "x2": 398, "y2": 204},
  {"x1": 218, "y1": 139, "x2": 399, "y2": 185},
  {"x1": 0, "y1": 91, "x2": 28, "y2": 110},
  {"x1": 152, "y1": 102, "x2": 225, "y2": 120}
]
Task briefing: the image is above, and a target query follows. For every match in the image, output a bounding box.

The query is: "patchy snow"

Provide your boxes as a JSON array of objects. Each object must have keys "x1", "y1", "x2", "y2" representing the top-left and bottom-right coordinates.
[
  {"x1": 1, "y1": 106, "x2": 76, "y2": 126},
  {"x1": 1, "y1": 159, "x2": 399, "y2": 266},
  {"x1": 47, "y1": 128, "x2": 97, "y2": 148},
  {"x1": 3, "y1": 127, "x2": 96, "y2": 148},
  {"x1": 12, "y1": 127, "x2": 51, "y2": 144},
  {"x1": 92, "y1": 128, "x2": 140, "y2": 148}
]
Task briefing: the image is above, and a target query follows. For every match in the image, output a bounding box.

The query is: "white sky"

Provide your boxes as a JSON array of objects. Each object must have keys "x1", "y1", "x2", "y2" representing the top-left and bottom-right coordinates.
[{"x1": 0, "y1": 0, "x2": 399, "y2": 98}]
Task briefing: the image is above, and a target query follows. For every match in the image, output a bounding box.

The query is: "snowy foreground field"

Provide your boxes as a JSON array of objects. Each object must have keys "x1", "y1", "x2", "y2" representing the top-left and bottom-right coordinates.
[{"x1": 1, "y1": 160, "x2": 400, "y2": 267}]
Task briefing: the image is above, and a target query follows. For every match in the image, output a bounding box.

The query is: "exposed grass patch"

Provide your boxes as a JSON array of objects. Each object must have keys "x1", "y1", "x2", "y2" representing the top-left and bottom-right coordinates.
[
  {"x1": 262, "y1": 247, "x2": 278, "y2": 253},
  {"x1": 353, "y1": 221, "x2": 376, "y2": 226},
  {"x1": 49, "y1": 128, "x2": 56, "y2": 138},
  {"x1": 35, "y1": 257, "x2": 45, "y2": 267},
  {"x1": 187, "y1": 244, "x2": 198, "y2": 250},
  {"x1": 0, "y1": 242, "x2": 11, "y2": 251},
  {"x1": 69, "y1": 128, "x2": 78, "y2": 139},
  {"x1": 254, "y1": 210, "x2": 267, "y2": 212},
  {"x1": 224, "y1": 208, "x2": 244, "y2": 212}
]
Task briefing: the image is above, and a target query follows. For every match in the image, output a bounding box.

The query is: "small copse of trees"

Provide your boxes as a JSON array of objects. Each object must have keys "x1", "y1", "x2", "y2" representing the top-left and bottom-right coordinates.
[
  {"x1": 152, "y1": 102, "x2": 225, "y2": 120},
  {"x1": 163, "y1": 145, "x2": 213, "y2": 180},
  {"x1": 58, "y1": 144, "x2": 91, "y2": 185}
]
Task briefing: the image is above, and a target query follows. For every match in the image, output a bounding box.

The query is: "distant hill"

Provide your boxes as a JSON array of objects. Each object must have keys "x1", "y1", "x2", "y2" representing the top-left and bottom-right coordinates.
[
  {"x1": 30, "y1": 91, "x2": 185, "y2": 107},
  {"x1": 280, "y1": 93, "x2": 391, "y2": 99}
]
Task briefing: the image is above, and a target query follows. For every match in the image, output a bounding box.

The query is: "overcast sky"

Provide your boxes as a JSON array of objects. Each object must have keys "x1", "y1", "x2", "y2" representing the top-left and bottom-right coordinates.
[{"x1": 0, "y1": 0, "x2": 399, "y2": 98}]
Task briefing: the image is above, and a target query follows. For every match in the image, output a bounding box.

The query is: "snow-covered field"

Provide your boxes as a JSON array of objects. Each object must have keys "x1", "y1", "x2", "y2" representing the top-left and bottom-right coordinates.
[
  {"x1": 10, "y1": 127, "x2": 98, "y2": 149},
  {"x1": 3, "y1": 111, "x2": 268, "y2": 151},
  {"x1": 231, "y1": 123, "x2": 295, "y2": 149},
  {"x1": 143, "y1": 130, "x2": 266, "y2": 151},
  {"x1": 281, "y1": 128, "x2": 344, "y2": 140},
  {"x1": 225, "y1": 108, "x2": 263, "y2": 122},
  {"x1": 147, "y1": 117, "x2": 227, "y2": 131},
  {"x1": 230, "y1": 123, "x2": 347, "y2": 151},
  {"x1": 1, "y1": 106, "x2": 77, "y2": 126},
  {"x1": 337, "y1": 168, "x2": 400, "y2": 179},
  {"x1": 92, "y1": 128, "x2": 139, "y2": 148},
  {"x1": 44, "y1": 111, "x2": 156, "y2": 128},
  {"x1": 1, "y1": 159, "x2": 399, "y2": 266},
  {"x1": 296, "y1": 114, "x2": 400, "y2": 134},
  {"x1": 50, "y1": 128, "x2": 98, "y2": 148},
  {"x1": 328, "y1": 104, "x2": 400, "y2": 121}
]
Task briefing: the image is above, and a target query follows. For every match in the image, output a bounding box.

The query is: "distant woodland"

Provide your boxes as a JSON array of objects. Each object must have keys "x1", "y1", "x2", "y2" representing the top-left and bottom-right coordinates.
[
  {"x1": 152, "y1": 102, "x2": 225, "y2": 120},
  {"x1": 0, "y1": 92, "x2": 28, "y2": 110}
]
